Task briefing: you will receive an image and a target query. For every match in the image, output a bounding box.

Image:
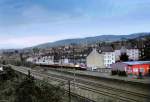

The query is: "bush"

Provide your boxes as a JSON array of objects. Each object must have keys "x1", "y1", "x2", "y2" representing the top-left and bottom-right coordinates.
[
  {"x1": 0, "y1": 66, "x2": 18, "y2": 81},
  {"x1": 111, "y1": 70, "x2": 127, "y2": 76},
  {"x1": 118, "y1": 71, "x2": 127, "y2": 76},
  {"x1": 14, "y1": 76, "x2": 64, "y2": 102},
  {"x1": 111, "y1": 70, "x2": 118, "y2": 75}
]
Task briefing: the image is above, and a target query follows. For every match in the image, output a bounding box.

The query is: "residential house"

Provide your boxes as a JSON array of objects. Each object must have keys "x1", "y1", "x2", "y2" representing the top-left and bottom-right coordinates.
[
  {"x1": 127, "y1": 48, "x2": 139, "y2": 61},
  {"x1": 100, "y1": 46, "x2": 115, "y2": 68},
  {"x1": 114, "y1": 45, "x2": 139, "y2": 61},
  {"x1": 86, "y1": 48, "x2": 105, "y2": 70}
]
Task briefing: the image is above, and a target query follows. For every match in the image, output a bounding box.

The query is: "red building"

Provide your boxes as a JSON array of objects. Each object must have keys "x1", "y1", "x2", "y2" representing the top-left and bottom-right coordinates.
[
  {"x1": 111, "y1": 61, "x2": 150, "y2": 75},
  {"x1": 124, "y1": 61, "x2": 150, "y2": 75}
]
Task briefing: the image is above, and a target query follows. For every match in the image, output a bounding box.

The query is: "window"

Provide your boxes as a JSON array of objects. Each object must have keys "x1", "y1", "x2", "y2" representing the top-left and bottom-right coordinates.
[
  {"x1": 133, "y1": 68, "x2": 138, "y2": 72},
  {"x1": 140, "y1": 68, "x2": 144, "y2": 72},
  {"x1": 108, "y1": 60, "x2": 109, "y2": 63}
]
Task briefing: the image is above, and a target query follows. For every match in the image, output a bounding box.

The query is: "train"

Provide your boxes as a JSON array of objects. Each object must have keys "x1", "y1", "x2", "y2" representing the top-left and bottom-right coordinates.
[{"x1": 35, "y1": 63, "x2": 87, "y2": 70}]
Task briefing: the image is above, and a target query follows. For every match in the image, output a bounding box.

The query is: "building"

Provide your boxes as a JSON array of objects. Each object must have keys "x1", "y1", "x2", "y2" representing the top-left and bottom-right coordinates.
[
  {"x1": 111, "y1": 62, "x2": 127, "y2": 71},
  {"x1": 0, "y1": 66, "x2": 3, "y2": 71},
  {"x1": 124, "y1": 61, "x2": 150, "y2": 75},
  {"x1": 111, "y1": 61, "x2": 150, "y2": 76},
  {"x1": 127, "y1": 48, "x2": 139, "y2": 61},
  {"x1": 137, "y1": 38, "x2": 150, "y2": 60},
  {"x1": 33, "y1": 56, "x2": 54, "y2": 65},
  {"x1": 100, "y1": 46, "x2": 115, "y2": 68},
  {"x1": 114, "y1": 45, "x2": 139, "y2": 61},
  {"x1": 86, "y1": 49, "x2": 105, "y2": 70},
  {"x1": 61, "y1": 58, "x2": 69, "y2": 64},
  {"x1": 86, "y1": 46, "x2": 115, "y2": 69},
  {"x1": 114, "y1": 49, "x2": 121, "y2": 61},
  {"x1": 26, "y1": 57, "x2": 35, "y2": 62}
]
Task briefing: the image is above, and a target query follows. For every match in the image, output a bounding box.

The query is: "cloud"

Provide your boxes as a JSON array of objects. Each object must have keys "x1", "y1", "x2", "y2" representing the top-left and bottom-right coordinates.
[
  {"x1": 0, "y1": 35, "x2": 56, "y2": 48},
  {"x1": 0, "y1": 0, "x2": 150, "y2": 48},
  {"x1": 0, "y1": 0, "x2": 87, "y2": 26},
  {"x1": 1, "y1": 0, "x2": 150, "y2": 26},
  {"x1": 21, "y1": 5, "x2": 74, "y2": 24},
  {"x1": 0, "y1": 33, "x2": 88, "y2": 49}
]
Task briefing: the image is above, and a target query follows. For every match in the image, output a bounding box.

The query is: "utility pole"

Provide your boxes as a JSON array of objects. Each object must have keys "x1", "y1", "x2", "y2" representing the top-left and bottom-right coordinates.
[
  {"x1": 28, "y1": 70, "x2": 31, "y2": 78},
  {"x1": 73, "y1": 47, "x2": 76, "y2": 88},
  {"x1": 68, "y1": 80, "x2": 71, "y2": 102},
  {"x1": 60, "y1": 51, "x2": 62, "y2": 72}
]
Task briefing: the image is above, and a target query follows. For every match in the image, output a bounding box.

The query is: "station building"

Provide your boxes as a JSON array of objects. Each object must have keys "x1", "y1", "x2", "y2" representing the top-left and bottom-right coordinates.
[{"x1": 111, "y1": 61, "x2": 150, "y2": 75}]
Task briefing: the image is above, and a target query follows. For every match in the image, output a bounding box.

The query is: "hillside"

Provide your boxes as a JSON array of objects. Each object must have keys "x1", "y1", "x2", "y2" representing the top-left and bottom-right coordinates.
[{"x1": 34, "y1": 32, "x2": 150, "y2": 49}]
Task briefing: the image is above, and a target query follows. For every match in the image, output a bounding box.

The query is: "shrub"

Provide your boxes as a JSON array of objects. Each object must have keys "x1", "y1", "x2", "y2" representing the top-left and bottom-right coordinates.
[
  {"x1": 111, "y1": 70, "x2": 118, "y2": 75},
  {"x1": 118, "y1": 71, "x2": 127, "y2": 76}
]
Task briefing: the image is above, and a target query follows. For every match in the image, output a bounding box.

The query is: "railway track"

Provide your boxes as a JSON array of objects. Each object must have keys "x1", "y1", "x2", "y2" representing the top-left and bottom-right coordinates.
[
  {"x1": 43, "y1": 71, "x2": 150, "y2": 102},
  {"x1": 13, "y1": 67, "x2": 95, "y2": 102},
  {"x1": 12, "y1": 66, "x2": 150, "y2": 102}
]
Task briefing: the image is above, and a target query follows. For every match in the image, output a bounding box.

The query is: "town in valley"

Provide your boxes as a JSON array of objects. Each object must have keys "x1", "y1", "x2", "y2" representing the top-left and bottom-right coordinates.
[{"x1": 0, "y1": 0, "x2": 150, "y2": 102}]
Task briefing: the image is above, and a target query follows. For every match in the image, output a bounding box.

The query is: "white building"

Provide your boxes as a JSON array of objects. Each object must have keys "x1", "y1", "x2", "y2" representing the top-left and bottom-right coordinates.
[
  {"x1": 127, "y1": 49, "x2": 139, "y2": 61},
  {"x1": 100, "y1": 46, "x2": 115, "y2": 68},
  {"x1": 62, "y1": 58, "x2": 69, "y2": 64},
  {"x1": 35, "y1": 56, "x2": 54, "y2": 65},
  {"x1": 59, "y1": 58, "x2": 69, "y2": 65},
  {"x1": 114, "y1": 46, "x2": 139, "y2": 61},
  {"x1": 103, "y1": 52, "x2": 115, "y2": 68},
  {"x1": 26, "y1": 57, "x2": 35, "y2": 62}
]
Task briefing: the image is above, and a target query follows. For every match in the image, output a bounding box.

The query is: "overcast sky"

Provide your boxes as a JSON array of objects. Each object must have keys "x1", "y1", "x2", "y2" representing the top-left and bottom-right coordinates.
[{"x1": 0, "y1": 0, "x2": 150, "y2": 49}]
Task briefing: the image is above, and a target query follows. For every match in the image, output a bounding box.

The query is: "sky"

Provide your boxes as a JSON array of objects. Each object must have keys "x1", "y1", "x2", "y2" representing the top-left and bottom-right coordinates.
[{"x1": 0, "y1": 0, "x2": 150, "y2": 49}]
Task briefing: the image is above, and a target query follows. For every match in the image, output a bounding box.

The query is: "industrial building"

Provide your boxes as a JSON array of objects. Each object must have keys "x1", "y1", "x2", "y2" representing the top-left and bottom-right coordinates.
[{"x1": 111, "y1": 61, "x2": 150, "y2": 76}]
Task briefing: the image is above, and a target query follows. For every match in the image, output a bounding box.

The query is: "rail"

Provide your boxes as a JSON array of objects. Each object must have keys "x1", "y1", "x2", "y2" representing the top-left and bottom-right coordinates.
[{"x1": 12, "y1": 66, "x2": 150, "y2": 102}]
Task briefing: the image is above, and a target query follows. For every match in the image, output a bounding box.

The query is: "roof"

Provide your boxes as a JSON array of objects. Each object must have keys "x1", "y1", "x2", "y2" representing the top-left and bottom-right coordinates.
[
  {"x1": 100, "y1": 46, "x2": 114, "y2": 52},
  {"x1": 114, "y1": 44, "x2": 122, "y2": 50},
  {"x1": 123, "y1": 61, "x2": 150, "y2": 65},
  {"x1": 115, "y1": 44, "x2": 138, "y2": 50}
]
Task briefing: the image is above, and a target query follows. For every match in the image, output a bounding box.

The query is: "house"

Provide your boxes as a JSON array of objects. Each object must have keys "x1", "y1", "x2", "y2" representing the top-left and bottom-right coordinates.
[
  {"x1": 111, "y1": 62, "x2": 127, "y2": 71},
  {"x1": 115, "y1": 46, "x2": 124, "y2": 61},
  {"x1": 126, "y1": 46, "x2": 139, "y2": 61},
  {"x1": 0, "y1": 66, "x2": 3, "y2": 71},
  {"x1": 26, "y1": 57, "x2": 35, "y2": 62},
  {"x1": 137, "y1": 37, "x2": 150, "y2": 60},
  {"x1": 62, "y1": 58, "x2": 69, "y2": 64},
  {"x1": 86, "y1": 46, "x2": 115, "y2": 70},
  {"x1": 86, "y1": 49, "x2": 105, "y2": 70},
  {"x1": 114, "y1": 45, "x2": 139, "y2": 61},
  {"x1": 100, "y1": 46, "x2": 115, "y2": 68},
  {"x1": 111, "y1": 61, "x2": 150, "y2": 76},
  {"x1": 35, "y1": 56, "x2": 54, "y2": 65},
  {"x1": 114, "y1": 49, "x2": 121, "y2": 61}
]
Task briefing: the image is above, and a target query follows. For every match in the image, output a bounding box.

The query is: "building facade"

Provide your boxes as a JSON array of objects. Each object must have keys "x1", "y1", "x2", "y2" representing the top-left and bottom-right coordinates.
[
  {"x1": 103, "y1": 52, "x2": 115, "y2": 68},
  {"x1": 115, "y1": 46, "x2": 139, "y2": 61},
  {"x1": 127, "y1": 49, "x2": 139, "y2": 61},
  {"x1": 100, "y1": 46, "x2": 115, "y2": 68},
  {"x1": 86, "y1": 49, "x2": 105, "y2": 70},
  {"x1": 111, "y1": 61, "x2": 150, "y2": 76}
]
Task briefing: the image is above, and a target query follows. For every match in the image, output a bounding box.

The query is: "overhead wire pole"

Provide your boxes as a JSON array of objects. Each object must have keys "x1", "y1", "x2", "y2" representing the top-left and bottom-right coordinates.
[
  {"x1": 68, "y1": 80, "x2": 71, "y2": 102},
  {"x1": 60, "y1": 50, "x2": 62, "y2": 73},
  {"x1": 73, "y1": 47, "x2": 76, "y2": 89}
]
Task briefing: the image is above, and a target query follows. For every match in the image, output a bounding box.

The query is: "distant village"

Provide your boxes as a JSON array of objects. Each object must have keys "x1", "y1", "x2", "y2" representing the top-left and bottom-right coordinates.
[
  {"x1": 0, "y1": 35, "x2": 150, "y2": 77},
  {"x1": 27, "y1": 44, "x2": 139, "y2": 69}
]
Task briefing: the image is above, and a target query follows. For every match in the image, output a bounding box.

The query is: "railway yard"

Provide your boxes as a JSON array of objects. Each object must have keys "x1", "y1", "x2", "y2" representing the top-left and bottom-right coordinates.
[{"x1": 11, "y1": 65, "x2": 150, "y2": 102}]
